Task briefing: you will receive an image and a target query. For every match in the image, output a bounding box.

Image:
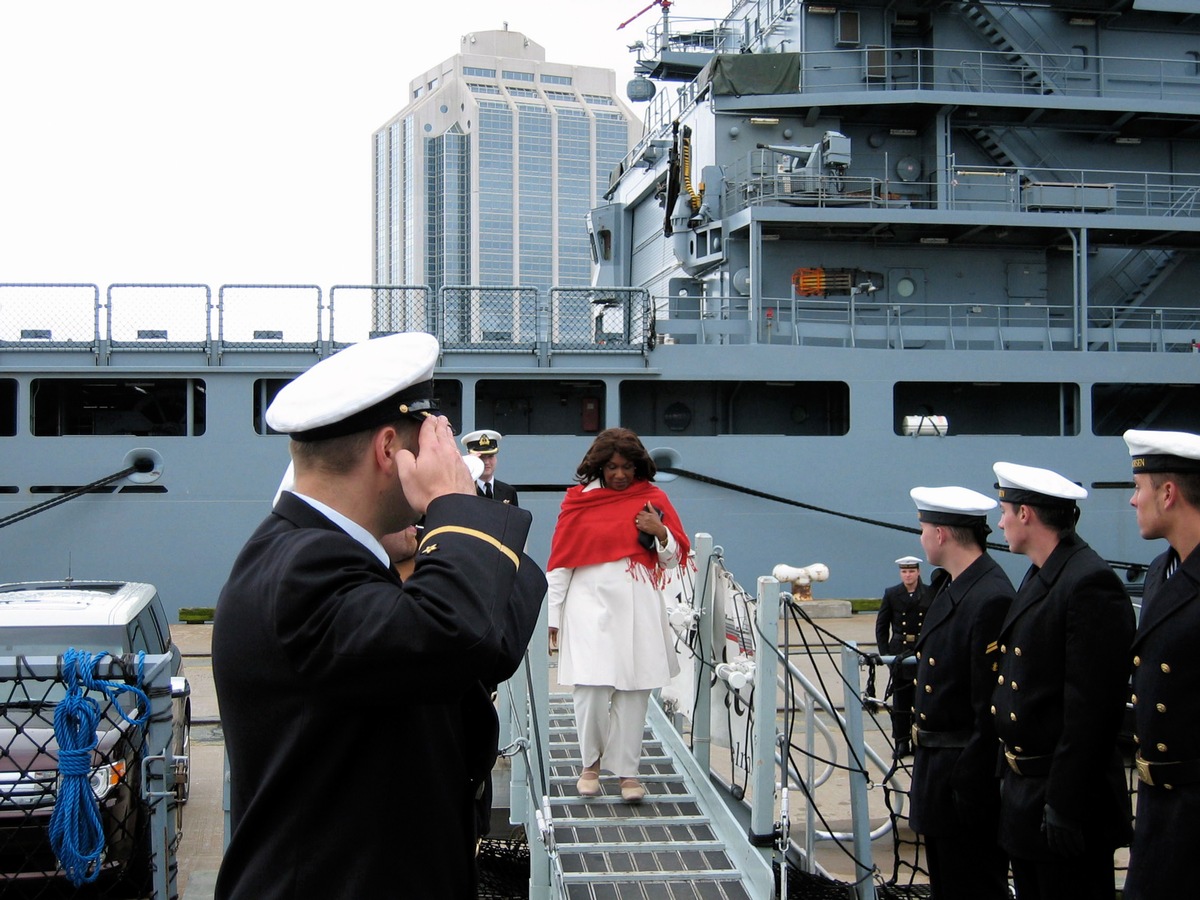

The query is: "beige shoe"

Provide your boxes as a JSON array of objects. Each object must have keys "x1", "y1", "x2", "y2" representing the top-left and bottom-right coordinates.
[
  {"x1": 619, "y1": 778, "x2": 645, "y2": 803},
  {"x1": 576, "y1": 764, "x2": 601, "y2": 797}
]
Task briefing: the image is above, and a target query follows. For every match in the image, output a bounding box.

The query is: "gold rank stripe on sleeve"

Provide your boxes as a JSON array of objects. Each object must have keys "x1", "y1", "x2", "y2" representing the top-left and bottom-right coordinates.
[
  {"x1": 419, "y1": 526, "x2": 521, "y2": 570},
  {"x1": 986, "y1": 641, "x2": 999, "y2": 654}
]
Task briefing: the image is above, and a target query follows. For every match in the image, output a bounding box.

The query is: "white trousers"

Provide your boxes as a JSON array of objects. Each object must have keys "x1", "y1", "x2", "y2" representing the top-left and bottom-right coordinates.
[{"x1": 572, "y1": 685, "x2": 651, "y2": 779}]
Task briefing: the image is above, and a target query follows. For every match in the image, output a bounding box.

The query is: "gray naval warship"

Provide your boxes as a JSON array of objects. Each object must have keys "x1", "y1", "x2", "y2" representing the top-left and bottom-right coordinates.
[{"x1": 1, "y1": 2, "x2": 1197, "y2": 898}]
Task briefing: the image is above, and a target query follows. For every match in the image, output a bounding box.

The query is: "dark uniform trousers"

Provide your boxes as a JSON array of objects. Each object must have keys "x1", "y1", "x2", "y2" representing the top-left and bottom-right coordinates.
[
  {"x1": 910, "y1": 554, "x2": 1013, "y2": 900},
  {"x1": 875, "y1": 579, "x2": 932, "y2": 741},
  {"x1": 991, "y1": 532, "x2": 1134, "y2": 900},
  {"x1": 1124, "y1": 546, "x2": 1200, "y2": 900}
]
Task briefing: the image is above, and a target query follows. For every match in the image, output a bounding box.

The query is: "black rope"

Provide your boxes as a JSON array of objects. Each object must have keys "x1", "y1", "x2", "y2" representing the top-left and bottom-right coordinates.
[
  {"x1": 0, "y1": 464, "x2": 145, "y2": 530},
  {"x1": 659, "y1": 466, "x2": 1148, "y2": 574}
]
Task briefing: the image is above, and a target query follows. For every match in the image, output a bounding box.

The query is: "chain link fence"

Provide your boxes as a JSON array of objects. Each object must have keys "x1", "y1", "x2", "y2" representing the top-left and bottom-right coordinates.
[
  {"x1": 329, "y1": 285, "x2": 432, "y2": 348},
  {"x1": 0, "y1": 285, "x2": 100, "y2": 350},
  {"x1": 550, "y1": 287, "x2": 650, "y2": 351},
  {"x1": 440, "y1": 286, "x2": 540, "y2": 350},
  {"x1": 107, "y1": 284, "x2": 212, "y2": 352}
]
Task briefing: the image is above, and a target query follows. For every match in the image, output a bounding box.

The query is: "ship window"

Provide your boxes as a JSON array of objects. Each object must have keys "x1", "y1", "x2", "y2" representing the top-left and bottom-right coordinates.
[
  {"x1": 836, "y1": 10, "x2": 861, "y2": 46},
  {"x1": 0, "y1": 380, "x2": 15, "y2": 436},
  {"x1": 1092, "y1": 383, "x2": 1200, "y2": 436},
  {"x1": 475, "y1": 380, "x2": 604, "y2": 435},
  {"x1": 31, "y1": 379, "x2": 206, "y2": 437},
  {"x1": 893, "y1": 382, "x2": 1078, "y2": 436},
  {"x1": 620, "y1": 380, "x2": 850, "y2": 437},
  {"x1": 255, "y1": 378, "x2": 462, "y2": 435}
]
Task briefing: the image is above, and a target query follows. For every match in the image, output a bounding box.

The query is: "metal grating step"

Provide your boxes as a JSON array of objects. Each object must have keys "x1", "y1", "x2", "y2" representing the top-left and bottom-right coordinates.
[{"x1": 563, "y1": 880, "x2": 754, "y2": 899}]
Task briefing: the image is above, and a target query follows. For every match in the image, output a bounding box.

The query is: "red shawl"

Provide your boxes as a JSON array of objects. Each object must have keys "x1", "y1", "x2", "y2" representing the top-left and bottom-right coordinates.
[{"x1": 546, "y1": 480, "x2": 690, "y2": 581}]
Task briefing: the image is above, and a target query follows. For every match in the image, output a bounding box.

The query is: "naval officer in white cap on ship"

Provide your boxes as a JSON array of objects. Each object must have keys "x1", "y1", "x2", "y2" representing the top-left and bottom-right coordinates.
[
  {"x1": 212, "y1": 332, "x2": 546, "y2": 900},
  {"x1": 907, "y1": 485, "x2": 1013, "y2": 900},
  {"x1": 989, "y1": 461, "x2": 1133, "y2": 900},
  {"x1": 1121, "y1": 429, "x2": 1200, "y2": 900},
  {"x1": 461, "y1": 429, "x2": 519, "y2": 506}
]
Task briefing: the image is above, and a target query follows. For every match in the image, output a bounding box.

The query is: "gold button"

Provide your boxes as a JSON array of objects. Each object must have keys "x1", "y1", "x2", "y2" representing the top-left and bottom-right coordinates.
[
  {"x1": 1157, "y1": 742, "x2": 1168, "y2": 752},
  {"x1": 1162, "y1": 663, "x2": 1171, "y2": 674},
  {"x1": 1131, "y1": 694, "x2": 1138, "y2": 705},
  {"x1": 925, "y1": 685, "x2": 933, "y2": 693},
  {"x1": 992, "y1": 662, "x2": 998, "y2": 672},
  {"x1": 916, "y1": 651, "x2": 922, "y2": 659},
  {"x1": 1010, "y1": 712, "x2": 1017, "y2": 721},
  {"x1": 1135, "y1": 735, "x2": 1140, "y2": 744},
  {"x1": 912, "y1": 678, "x2": 918, "y2": 686},
  {"x1": 1014, "y1": 647, "x2": 1022, "y2": 656},
  {"x1": 1165, "y1": 784, "x2": 1174, "y2": 791},
  {"x1": 990, "y1": 705, "x2": 996, "y2": 715},
  {"x1": 1001, "y1": 644, "x2": 1006, "y2": 653},
  {"x1": 998, "y1": 675, "x2": 1005, "y2": 685},
  {"x1": 1133, "y1": 656, "x2": 1141, "y2": 666},
  {"x1": 1015, "y1": 746, "x2": 1023, "y2": 753},
  {"x1": 920, "y1": 713, "x2": 927, "y2": 721},
  {"x1": 1011, "y1": 682, "x2": 1018, "y2": 691},
  {"x1": 1156, "y1": 703, "x2": 1167, "y2": 713},
  {"x1": 929, "y1": 658, "x2": 936, "y2": 666}
]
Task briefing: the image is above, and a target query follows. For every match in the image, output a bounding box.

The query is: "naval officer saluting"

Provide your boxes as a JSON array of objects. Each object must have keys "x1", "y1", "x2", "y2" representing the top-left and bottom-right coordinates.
[
  {"x1": 1121, "y1": 430, "x2": 1200, "y2": 900},
  {"x1": 907, "y1": 485, "x2": 1013, "y2": 900},
  {"x1": 462, "y1": 429, "x2": 519, "y2": 506},
  {"x1": 990, "y1": 461, "x2": 1134, "y2": 900},
  {"x1": 212, "y1": 333, "x2": 546, "y2": 900}
]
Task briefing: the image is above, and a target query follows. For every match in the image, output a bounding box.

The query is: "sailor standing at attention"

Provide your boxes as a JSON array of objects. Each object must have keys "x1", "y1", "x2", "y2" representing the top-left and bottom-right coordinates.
[
  {"x1": 990, "y1": 461, "x2": 1134, "y2": 900},
  {"x1": 462, "y1": 429, "x2": 519, "y2": 506},
  {"x1": 212, "y1": 333, "x2": 546, "y2": 900},
  {"x1": 907, "y1": 486, "x2": 1013, "y2": 900},
  {"x1": 1121, "y1": 429, "x2": 1200, "y2": 900},
  {"x1": 875, "y1": 555, "x2": 932, "y2": 757}
]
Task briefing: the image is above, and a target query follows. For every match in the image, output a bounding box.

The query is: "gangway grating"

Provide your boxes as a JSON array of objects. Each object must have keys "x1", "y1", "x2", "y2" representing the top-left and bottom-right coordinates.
[{"x1": 545, "y1": 694, "x2": 758, "y2": 900}]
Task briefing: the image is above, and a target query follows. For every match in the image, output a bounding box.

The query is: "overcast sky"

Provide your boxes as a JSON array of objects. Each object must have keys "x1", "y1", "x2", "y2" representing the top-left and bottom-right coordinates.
[{"x1": 0, "y1": 0, "x2": 730, "y2": 292}]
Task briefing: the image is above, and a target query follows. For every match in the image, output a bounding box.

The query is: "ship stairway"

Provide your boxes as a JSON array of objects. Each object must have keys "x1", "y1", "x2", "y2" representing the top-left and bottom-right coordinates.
[
  {"x1": 543, "y1": 692, "x2": 769, "y2": 899},
  {"x1": 967, "y1": 126, "x2": 1074, "y2": 184},
  {"x1": 1087, "y1": 247, "x2": 1184, "y2": 351},
  {"x1": 958, "y1": 1, "x2": 1069, "y2": 95}
]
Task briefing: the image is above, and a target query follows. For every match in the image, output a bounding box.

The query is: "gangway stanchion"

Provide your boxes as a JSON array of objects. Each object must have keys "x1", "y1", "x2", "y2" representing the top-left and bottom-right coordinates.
[
  {"x1": 691, "y1": 532, "x2": 716, "y2": 774},
  {"x1": 842, "y1": 642, "x2": 879, "y2": 900},
  {"x1": 750, "y1": 576, "x2": 782, "y2": 847}
]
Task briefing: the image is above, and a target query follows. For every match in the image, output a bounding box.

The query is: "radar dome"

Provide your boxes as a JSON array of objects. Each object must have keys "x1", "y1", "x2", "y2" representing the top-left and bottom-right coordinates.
[{"x1": 626, "y1": 76, "x2": 656, "y2": 102}]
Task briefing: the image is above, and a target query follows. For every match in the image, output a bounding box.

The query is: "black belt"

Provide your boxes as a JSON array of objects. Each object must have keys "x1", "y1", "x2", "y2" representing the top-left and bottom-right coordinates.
[
  {"x1": 912, "y1": 726, "x2": 971, "y2": 749},
  {"x1": 1004, "y1": 747, "x2": 1052, "y2": 776},
  {"x1": 1135, "y1": 753, "x2": 1200, "y2": 788}
]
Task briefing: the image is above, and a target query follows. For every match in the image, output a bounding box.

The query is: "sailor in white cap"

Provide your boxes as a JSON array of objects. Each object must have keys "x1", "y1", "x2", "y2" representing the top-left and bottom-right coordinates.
[
  {"x1": 461, "y1": 429, "x2": 519, "y2": 505},
  {"x1": 874, "y1": 554, "x2": 932, "y2": 758},
  {"x1": 212, "y1": 333, "x2": 547, "y2": 900},
  {"x1": 989, "y1": 461, "x2": 1134, "y2": 900},
  {"x1": 1122, "y1": 430, "x2": 1200, "y2": 900},
  {"x1": 906, "y1": 486, "x2": 1014, "y2": 900}
]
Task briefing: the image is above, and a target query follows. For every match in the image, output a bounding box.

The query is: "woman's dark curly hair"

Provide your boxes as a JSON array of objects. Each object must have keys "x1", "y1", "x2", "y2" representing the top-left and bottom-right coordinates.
[{"x1": 575, "y1": 427, "x2": 657, "y2": 485}]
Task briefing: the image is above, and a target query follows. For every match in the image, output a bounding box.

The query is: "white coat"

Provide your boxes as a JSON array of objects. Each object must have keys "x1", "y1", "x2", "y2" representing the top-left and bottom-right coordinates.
[{"x1": 547, "y1": 510, "x2": 683, "y2": 691}]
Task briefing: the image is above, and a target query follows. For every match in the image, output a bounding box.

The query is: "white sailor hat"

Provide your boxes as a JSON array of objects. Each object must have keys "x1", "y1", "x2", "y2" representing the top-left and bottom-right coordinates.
[
  {"x1": 266, "y1": 333, "x2": 440, "y2": 441},
  {"x1": 910, "y1": 485, "x2": 996, "y2": 529},
  {"x1": 1124, "y1": 429, "x2": 1200, "y2": 474},
  {"x1": 993, "y1": 461, "x2": 1087, "y2": 507},
  {"x1": 894, "y1": 556, "x2": 922, "y2": 568},
  {"x1": 461, "y1": 429, "x2": 502, "y2": 456}
]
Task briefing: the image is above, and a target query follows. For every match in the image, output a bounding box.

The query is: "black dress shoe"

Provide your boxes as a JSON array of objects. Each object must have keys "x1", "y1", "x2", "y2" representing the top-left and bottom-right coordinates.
[{"x1": 895, "y1": 739, "x2": 912, "y2": 758}]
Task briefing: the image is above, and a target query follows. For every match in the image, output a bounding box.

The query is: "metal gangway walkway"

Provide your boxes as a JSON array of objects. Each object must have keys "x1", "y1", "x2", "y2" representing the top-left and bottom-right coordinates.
[{"x1": 501, "y1": 533, "x2": 909, "y2": 900}]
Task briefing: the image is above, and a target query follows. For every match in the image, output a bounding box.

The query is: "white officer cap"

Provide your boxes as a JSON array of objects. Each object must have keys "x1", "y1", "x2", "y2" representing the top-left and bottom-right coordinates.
[
  {"x1": 993, "y1": 461, "x2": 1087, "y2": 507},
  {"x1": 461, "y1": 429, "x2": 503, "y2": 456},
  {"x1": 266, "y1": 333, "x2": 440, "y2": 441},
  {"x1": 894, "y1": 556, "x2": 922, "y2": 568},
  {"x1": 910, "y1": 485, "x2": 996, "y2": 529},
  {"x1": 1124, "y1": 429, "x2": 1200, "y2": 474}
]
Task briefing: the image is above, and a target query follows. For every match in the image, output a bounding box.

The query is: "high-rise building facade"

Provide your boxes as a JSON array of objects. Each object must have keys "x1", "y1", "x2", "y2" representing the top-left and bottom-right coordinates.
[{"x1": 373, "y1": 28, "x2": 637, "y2": 302}]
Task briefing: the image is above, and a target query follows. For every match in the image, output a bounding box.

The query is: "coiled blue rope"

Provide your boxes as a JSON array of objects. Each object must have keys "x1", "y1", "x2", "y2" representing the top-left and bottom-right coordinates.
[{"x1": 48, "y1": 648, "x2": 149, "y2": 886}]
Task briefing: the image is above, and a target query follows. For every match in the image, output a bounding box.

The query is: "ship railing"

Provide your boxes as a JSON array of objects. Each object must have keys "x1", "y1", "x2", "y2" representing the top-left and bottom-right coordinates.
[
  {"x1": 787, "y1": 47, "x2": 1198, "y2": 101},
  {"x1": 655, "y1": 295, "x2": 1200, "y2": 353},
  {"x1": 723, "y1": 151, "x2": 1200, "y2": 219},
  {"x1": 0, "y1": 283, "x2": 653, "y2": 366}
]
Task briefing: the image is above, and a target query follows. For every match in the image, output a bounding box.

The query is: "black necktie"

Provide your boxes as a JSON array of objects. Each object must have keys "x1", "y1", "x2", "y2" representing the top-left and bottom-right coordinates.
[{"x1": 484, "y1": 482, "x2": 493, "y2": 499}]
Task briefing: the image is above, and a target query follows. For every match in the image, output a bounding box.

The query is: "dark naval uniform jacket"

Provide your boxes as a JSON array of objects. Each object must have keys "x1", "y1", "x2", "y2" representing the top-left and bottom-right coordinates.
[
  {"x1": 910, "y1": 553, "x2": 1014, "y2": 836},
  {"x1": 875, "y1": 579, "x2": 932, "y2": 654},
  {"x1": 991, "y1": 531, "x2": 1135, "y2": 860},
  {"x1": 1124, "y1": 545, "x2": 1200, "y2": 900},
  {"x1": 478, "y1": 478, "x2": 519, "y2": 506},
  {"x1": 212, "y1": 492, "x2": 546, "y2": 900}
]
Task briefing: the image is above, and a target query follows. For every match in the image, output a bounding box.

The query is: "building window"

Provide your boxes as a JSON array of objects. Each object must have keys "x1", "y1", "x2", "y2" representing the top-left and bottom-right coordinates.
[
  {"x1": 502, "y1": 70, "x2": 534, "y2": 82},
  {"x1": 468, "y1": 82, "x2": 502, "y2": 95},
  {"x1": 540, "y1": 73, "x2": 573, "y2": 85},
  {"x1": 582, "y1": 93, "x2": 616, "y2": 106},
  {"x1": 463, "y1": 66, "x2": 496, "y2": 78}
]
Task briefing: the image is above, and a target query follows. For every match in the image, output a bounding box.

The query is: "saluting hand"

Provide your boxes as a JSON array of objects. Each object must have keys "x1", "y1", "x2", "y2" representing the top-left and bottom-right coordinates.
[{"x1": 394, "y1": 415, "x2": 475, "y2": 512}]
